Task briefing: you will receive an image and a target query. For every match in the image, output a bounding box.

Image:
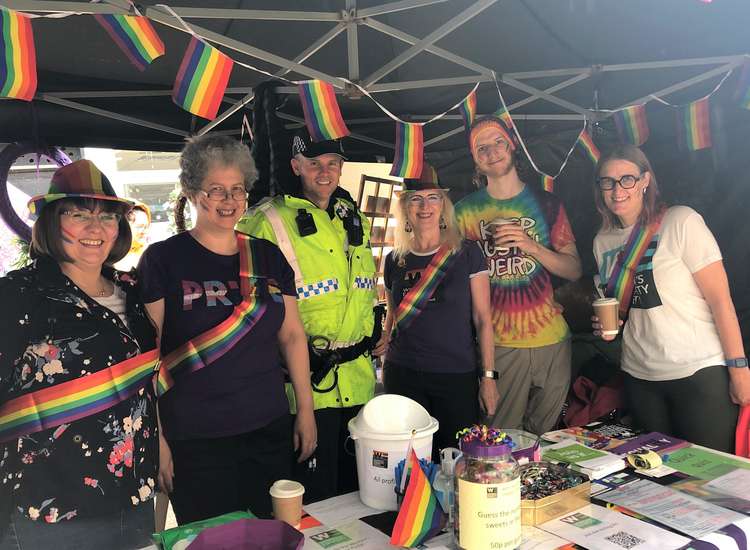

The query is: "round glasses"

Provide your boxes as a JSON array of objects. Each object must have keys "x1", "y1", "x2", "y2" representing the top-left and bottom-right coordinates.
[
  {"x1": 596, "y1": 174, "x2": 643, "y2": 191},
  {"x1": 62, "y1": 210, "x2": 122, "y2": 226},
  {"x1": 407, "y1": 193, "x2": 443, "y2": 207},
  {"x1": 200, "y1": 186, "x2": 248, "y2": 202}
]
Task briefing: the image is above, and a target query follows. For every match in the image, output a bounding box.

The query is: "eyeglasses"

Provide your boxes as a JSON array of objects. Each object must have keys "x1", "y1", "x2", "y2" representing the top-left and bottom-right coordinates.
[
  {"x1": 407, "y1": 193, "x2": 443, "y2": 207},
  {"x1": 62, "y1": 210, "x2": 122, "y2": 226},
  {"x1": 475, "y1": 139, "x2": 510, "y2": 158},
  {"x1": 596, "y1": 174, "x2": 643, "y2": 190},
  {"x1": 200, "y1": 186, "x2": 248, "y2": 202}
]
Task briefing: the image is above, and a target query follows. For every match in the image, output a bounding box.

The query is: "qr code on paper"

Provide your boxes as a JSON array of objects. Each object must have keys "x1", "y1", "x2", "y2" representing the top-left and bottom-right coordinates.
[{"x1": 605, "y1": 531, "x2": 645, "y2": 549}]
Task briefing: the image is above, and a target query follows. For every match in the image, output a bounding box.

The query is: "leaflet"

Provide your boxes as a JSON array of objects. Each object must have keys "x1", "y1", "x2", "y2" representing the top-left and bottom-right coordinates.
[
  {"x1": 538, "y1": 504, "x2": 690, "y2": 550},
  {"x1": 596, "y1": 479, "x2": 745, "y2": 538},
  {"x1": 665, "y1": 447, "x2": 750, "y2": 479},
  {"x1": 705, "y1": 468, "x2": 750, "y2": 499}
]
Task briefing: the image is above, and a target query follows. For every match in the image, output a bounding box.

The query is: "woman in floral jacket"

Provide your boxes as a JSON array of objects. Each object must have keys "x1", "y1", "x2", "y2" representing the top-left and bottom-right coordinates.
[{"x1": 0, "y1": 160, "x2": 158, "y2": 550}]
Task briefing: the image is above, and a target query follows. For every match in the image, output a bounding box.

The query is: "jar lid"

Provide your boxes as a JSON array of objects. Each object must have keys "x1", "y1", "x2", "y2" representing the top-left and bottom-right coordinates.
[{"x1": 460, "y1": 439, "x2": 512, "y2": 457}]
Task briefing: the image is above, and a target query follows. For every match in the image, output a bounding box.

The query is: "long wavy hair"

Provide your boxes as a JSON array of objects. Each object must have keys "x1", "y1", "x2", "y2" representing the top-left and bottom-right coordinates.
[
  {"x1": 392, "y1": 190, "x2": 462, "y2": 263},
  {"x1": 594, "y1": 144, "x2": 665, "y2": 231}
]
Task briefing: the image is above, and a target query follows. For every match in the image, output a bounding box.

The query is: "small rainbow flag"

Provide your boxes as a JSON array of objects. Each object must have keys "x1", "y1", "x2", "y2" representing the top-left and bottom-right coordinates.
[
  {"x1": 298, "y1": 80, "x2": 350, "y2": 142},
  {"x1": 458, "y1": 89, "x2": 477, "y2": 130},
  {"x1": 94, "y1": 14, "x2": 165, "y2": 72},
  {"x1": 390, "y1": 449, "x2": 446, "y2": 547},
  {"x1": 678, "y1": 97, "x2": 712, "y2": 151},
  {"x1": 541, "y1": 174, "x2": 554, "y2": 193},
  {"x1": 578, "y1": 129, "x2": 601, "y2": 164},
  {"x1": 733, "y1": 59, "x2": 750, "y2": 110},
  {"x1": 390, "y1": 122, "x2": 424, "y2": 179},
  {"x1": 172, "y1": 36, "x2": 234, "y2": 120},
  {"x1": 0, "y1": 7, "x2": 37, "y2": 101},
  {"x1": 613, "y1": 104, "x2": 649, "y2": 146},
  {"x1": 494, "y1": 106, "x2": 514, "y2": 128}
]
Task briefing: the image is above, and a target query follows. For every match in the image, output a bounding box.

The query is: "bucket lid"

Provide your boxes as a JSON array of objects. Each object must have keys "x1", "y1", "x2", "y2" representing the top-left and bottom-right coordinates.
[{"x1": 349, "y1": 394, "x2": 439, "y2": 440}]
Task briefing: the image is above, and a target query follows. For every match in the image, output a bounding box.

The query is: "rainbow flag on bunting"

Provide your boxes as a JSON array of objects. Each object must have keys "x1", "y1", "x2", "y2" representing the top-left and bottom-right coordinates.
[
  {"x1": 541, "y1": 174, "x2": 554, "y2": 193},
  {"x1": 172, "y1": 36, "x2": 234, "y2": 120},
  {"x1": 390, "y1": 449, "x2": 446, "y2": 547},
  {"x1": 578, "y1": 129, "x2": 601, "y2": 163},
  {"x1": 613, "y1": 104, "x2": 649, "y2": 146},
  {"x1": 0, "y1": 7, "x2": 37, "y2": 101},
  {"x1": 298, "y1": 80, "x2": 350, "y2": 141},
  {"x1": 733, "y1": 59, "x2": 750, "y2": 110},
  {"x1": 94, "y1": 14, "x2": 165, "y2": 72},
  {"x1": 678, "y1": 97, "x2": 712, "y2": 151},
  {"x1": 458, "y1": 89, "x2": 477, "y2": 130},
  {"x1": 390, "y1": 122, "x2": 424, "y2": 179},
  {"x1": 494, "y1": 106, "x2": 514, "y2": 128}
]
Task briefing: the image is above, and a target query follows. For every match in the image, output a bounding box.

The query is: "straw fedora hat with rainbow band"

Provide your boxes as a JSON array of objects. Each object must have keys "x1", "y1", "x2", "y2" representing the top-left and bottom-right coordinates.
[{"x1": 27, "y1": 159, "x2": 133, "y2": 220}]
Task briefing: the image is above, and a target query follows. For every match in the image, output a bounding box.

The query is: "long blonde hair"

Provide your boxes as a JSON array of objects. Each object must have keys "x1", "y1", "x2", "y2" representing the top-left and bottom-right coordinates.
[{"x1": 392, "y1": 190, "x2": 462, "y2": 262}]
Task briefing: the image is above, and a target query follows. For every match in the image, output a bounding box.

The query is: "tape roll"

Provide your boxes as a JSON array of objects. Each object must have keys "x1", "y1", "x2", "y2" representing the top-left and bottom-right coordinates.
[{"x1": 626, "y1": 450, "x2": 662, "y2": 470}]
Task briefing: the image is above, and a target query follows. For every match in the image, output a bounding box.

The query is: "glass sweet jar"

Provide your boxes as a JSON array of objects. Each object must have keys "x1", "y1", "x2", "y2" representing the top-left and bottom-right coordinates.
[{"x1": 454, "y1": 425, "x2": 522, "y2": 550}]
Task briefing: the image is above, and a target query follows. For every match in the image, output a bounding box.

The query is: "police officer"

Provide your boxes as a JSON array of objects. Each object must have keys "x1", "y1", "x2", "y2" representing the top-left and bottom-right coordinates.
[{"x1": 237, "y1": 129, "x2": 377, "y2": 503}]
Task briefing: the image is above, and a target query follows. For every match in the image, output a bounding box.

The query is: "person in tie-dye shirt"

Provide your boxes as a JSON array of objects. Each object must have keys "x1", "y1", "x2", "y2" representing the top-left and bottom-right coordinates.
[{"x1": 455, "y1": 116, "x2": 582, "y2": 435}]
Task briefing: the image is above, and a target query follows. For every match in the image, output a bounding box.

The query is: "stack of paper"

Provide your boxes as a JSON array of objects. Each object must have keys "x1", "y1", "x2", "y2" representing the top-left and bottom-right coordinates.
[{"x1": 541, "y1": 441, "x2": 626, "y2": 479}]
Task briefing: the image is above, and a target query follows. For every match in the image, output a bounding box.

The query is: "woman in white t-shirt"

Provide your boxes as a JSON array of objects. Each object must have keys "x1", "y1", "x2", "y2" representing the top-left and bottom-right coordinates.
[{"x1": 591, "y1": 144, "x2": 749, "y2": 452}]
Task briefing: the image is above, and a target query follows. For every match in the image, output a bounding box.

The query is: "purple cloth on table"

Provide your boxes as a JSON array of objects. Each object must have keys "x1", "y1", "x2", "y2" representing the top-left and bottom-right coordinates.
[{"x1": 187, "y1": 518, "x2": 304, "y2": 550}]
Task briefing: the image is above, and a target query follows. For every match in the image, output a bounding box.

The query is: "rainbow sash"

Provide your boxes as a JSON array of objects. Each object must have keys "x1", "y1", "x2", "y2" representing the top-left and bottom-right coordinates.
[
  {"x1": 604, "y1": 212, "x2": 664, "y2": 316},
  {"x1": 156, "y1": 233, "x2": 267, "y2": 396},
  {"x1": 0, "y1": 349, "x2": 159, "y2": 443},
  {"x1": 393, "y1": 245, "x2": 457, "y2": 333}
]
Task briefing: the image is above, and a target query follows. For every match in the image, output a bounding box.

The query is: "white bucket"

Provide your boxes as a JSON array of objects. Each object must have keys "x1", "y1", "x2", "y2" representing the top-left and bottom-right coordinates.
[{"x1": 348, "y1": 394, "x2": 439, "y2": 511}]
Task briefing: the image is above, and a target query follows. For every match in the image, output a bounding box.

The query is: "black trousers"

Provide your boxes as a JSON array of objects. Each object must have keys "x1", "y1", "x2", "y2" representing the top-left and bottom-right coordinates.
[
  {"x1": 623, "y1": 366, "x2": 738, "y2": 453},
  {"x1": 384, "y1": 362, "x2": 479, "y2": 461},
  {"x1": 168, "y1": 414, "x2": 293, "y2": 525},
  {"x1": 292, "y1": 406, "x2": 361, "y2": 504}
]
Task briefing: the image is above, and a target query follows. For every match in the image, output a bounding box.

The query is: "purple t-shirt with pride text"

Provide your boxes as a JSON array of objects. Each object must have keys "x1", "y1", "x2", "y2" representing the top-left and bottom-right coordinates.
[{"x1": 138, "y1": 231, "x2": 295, "y2": 441}]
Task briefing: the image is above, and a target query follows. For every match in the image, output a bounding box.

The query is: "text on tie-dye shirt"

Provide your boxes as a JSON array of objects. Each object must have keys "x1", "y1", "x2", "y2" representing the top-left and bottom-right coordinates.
[{"x1": 455, "y1": 185, "x2": 575, "y2": 347}]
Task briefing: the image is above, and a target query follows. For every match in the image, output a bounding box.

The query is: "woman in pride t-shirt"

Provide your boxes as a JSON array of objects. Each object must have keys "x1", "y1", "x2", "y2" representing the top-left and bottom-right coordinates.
[
  {"x1": 374, "y1": 166, "x2": 496, "y2": 456},
  {"x1": 592, "y1": 144, "x2": 749, "y2": 452},
  {"x1": 138, "y1": 135, "x2": 316, "y2": 524}
]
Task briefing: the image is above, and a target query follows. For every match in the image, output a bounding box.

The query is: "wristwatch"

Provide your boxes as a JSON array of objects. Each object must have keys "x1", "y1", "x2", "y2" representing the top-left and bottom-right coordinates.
[
  {"x1": 726, "y1": 357, "x2": 749, "y2": 368},
  {"x1": 481, "y1": 370, "x2": 499, "y2": 380}
]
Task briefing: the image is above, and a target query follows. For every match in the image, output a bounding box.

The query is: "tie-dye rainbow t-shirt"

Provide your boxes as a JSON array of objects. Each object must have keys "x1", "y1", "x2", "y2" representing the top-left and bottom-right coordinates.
[{"x1": 455, "y1": 185, "x2": 574, "y2": 347}]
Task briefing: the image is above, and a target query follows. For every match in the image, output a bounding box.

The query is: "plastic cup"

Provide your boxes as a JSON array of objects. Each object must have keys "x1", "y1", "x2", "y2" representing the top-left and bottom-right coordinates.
[
  {"x1": 491, "y1": 217, "x2": 519, "y2": 227},
  {"x1": 269, "y1": 480, "x2": 305, "y2": 529},
  {"x1": 593, "y1": 298, "x2": 620, "y2": 338}
]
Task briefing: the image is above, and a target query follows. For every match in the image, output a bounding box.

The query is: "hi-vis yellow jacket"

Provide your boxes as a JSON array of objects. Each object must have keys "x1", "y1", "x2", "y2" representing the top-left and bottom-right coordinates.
[{"x1": 237, "y1": 193, "x2": 377, "y2": 411}]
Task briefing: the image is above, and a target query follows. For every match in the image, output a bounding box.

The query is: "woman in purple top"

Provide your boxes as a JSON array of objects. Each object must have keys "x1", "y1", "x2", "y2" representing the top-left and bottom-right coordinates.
[
  {"x1": 374, "y1": 166, "x2": 496, "y2": 457},
  {"x1": 138, "y1": 135, "x2": 316, "y2": 524}
]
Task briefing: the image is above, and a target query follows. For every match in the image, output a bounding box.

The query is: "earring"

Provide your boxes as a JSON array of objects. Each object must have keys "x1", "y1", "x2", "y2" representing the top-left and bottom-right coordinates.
[
  {"x1": 439, "y1": 216, "x2": 447, "y2": 230},
  {"x1": 404, "y1": 221, "x2": 412, "y2": 233},
  {"x1": 643, "y1": 187, "x2": 647, "y2": 195}
]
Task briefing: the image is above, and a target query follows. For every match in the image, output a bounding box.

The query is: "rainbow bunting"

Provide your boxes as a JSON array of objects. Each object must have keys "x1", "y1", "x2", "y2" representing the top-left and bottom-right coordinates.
[
  {"x1": 94, "y1": 14, "x2": 165, "y2": 72},
  {"x1": 390, "y1": 122, "x2": 424, "y2": 179},
  {"x1": 0, "y1": 7, "x2": 37, "y2": 101},
  {"x1": 613, "y1": 104, "x2": 649, "y2": 146},
  {"x1": 156, "y1": 233, "x2": 266, "y2": 396},
  {"x1": 0, "y1": 349, "x2": 159, "y2": 443},
  {"x1": 298, "y1": 80, "x2": 350, "y2": 142},
  {"x1": 733, "y1": 60, "x2": 750, "y2": 110},
  {"x1": 605, "y1": 211, "x2": 664, "y2": 317},
  {"x1": 394, "y1": 245, "x2": 456, "y2": 333},
  {"x1": 678, "y1": 97, "x2": 712, "y2": 151},
  {"x1": 458, "y1": 89, "x2": 477, "y2": 130},
  {"x1": 172, "y1": 36, "x2": 234, "y2": 120},
  {"x1": 494, "y1": 106, "x2": 514, "y2": 128},
  {"x1": 578, "y1": 129, "x2": 600, "y2": 164},
  {"x1": 541, "y1": 174, "x2": 554, "y2": 193},
  {"x1": 390, "y1": 449, "x2": 446, "y2": 547}
]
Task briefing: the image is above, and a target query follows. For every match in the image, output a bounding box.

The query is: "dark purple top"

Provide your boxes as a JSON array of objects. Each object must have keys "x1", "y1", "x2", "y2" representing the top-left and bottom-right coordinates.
[
  {"x1": 384, "y1": 240, "x2": 488, "y2": 373},
  {"x1": 138, "y1": 232, "x2": 295, "y2": 441}
]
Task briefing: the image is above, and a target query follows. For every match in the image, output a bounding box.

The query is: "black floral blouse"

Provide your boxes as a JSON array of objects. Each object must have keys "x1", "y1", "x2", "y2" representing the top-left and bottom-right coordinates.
[{"x1": 0, "y1": 256, "x2": 158, "y2": 523}]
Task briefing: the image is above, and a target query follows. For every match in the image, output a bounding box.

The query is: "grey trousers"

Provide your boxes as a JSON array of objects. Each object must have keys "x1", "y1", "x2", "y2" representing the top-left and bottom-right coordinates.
[{"x1": 488, "y1": 339, "x2": 572, "y2": 435}]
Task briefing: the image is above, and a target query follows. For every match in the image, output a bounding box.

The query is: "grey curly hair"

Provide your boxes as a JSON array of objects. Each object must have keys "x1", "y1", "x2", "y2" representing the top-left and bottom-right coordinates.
[{"x1": 179, "y1": 135, "x2": 256, "y2": 196}]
